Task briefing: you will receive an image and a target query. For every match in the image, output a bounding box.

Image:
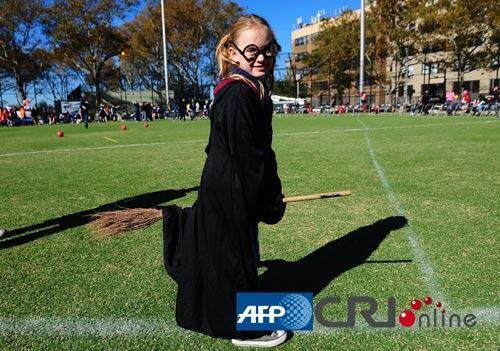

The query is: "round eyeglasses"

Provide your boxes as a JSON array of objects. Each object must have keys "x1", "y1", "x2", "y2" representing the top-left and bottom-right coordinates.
[{"x1": 229, "y1": 40, "x2": 281, "y2": 62}]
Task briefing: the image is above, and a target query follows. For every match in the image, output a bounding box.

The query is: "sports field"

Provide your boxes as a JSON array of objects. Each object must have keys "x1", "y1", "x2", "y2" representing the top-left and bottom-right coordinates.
[{"x1": 1, "y1": 114, "x2": 498, "y2": 350}]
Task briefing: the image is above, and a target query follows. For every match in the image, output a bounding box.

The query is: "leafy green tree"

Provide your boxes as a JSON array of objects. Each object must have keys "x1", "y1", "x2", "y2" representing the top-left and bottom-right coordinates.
[
  {"x1": 0, "y1": 0, "x2": 47, "y2": 101},
  {"x1": 370, "y1": 0, "x2": 419, "y2": 103},
  {"x1": 121, "y1": 0, "x2": 243, "y2": 102},
  {"x1": 43, "y1": 0, "x2": 137, "y2": 104},
  {"x1": 422, "y1": 0, "x2": 493, "y2": 93}
]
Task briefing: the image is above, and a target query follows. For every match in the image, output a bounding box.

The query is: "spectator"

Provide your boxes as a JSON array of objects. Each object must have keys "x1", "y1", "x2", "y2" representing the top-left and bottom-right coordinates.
[
  {"x1": 133, "y1": 102, "x2": 140, "y2": 121},
  {"x1": 361, "y1": 91, "x2": 368, "y2": 112},
  {"x1": 462, "y1": 89, "x2": 471, "y2": 113},
  {"x1": 80, "y1": 98, "x2": 89, "y2": 128},
  {"x1": 172, "y1": 101, "x2": 179, "y2": 119},
  {"x1": 146, "y1": 102, "x2": 153, "y2": 121},
  {"x1": 49, "y1": 112, "x2": 57, "y2": 125},
  {"x1": 445, "y1": 89, "x2": 455, "y2": 115},
  {"x1": 421, "y1": 91, "x2": 430, "y2": 115},
  {"x1": 179, "y1": 98, "x2": 187, "y2": 121},
  {"x1": 202, "y1": 99, "x2": 209, "y2": 118},
  {"x1": 195, "y1": 100, "x2": 200, "y2": 118},
  {"x1": 472, "y1": 94, "x2": 486, "y2": 116},
  {"x1": 0, "y1": 108, "x2": 8, "y2": 127},
  {"x1": 186, "y1": 100, "x2": 193, "y2": 121}
]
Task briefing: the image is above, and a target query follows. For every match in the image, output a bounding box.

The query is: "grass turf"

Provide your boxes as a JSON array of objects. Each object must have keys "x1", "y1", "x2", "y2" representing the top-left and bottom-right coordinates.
[{"x1": 0, "y1": 114, "x2": 498, "y2": 350}]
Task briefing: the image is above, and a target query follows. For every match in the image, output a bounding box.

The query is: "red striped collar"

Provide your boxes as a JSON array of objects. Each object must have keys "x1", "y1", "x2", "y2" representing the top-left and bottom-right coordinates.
[{"x1": 213, "y1": 77, "x2": 259, "y2": 98}]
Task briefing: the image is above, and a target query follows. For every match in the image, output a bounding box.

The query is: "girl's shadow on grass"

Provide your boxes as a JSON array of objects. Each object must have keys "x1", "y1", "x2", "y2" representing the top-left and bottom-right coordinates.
[
  {"x1": 0, "y1": 186, "x2": 198, "y2": 249},
  {"x1": 257, "y1": 216, "x2": 409, "y2": 295}
]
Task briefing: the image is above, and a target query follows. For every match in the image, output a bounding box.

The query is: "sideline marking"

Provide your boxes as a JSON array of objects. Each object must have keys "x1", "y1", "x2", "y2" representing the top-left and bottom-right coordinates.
[
  {"x1": 0, "y1": 306, "x2": 498, "y2": 337},
  {"x1": 355, "y1": 117, "x2": 449, "y2": 306}
]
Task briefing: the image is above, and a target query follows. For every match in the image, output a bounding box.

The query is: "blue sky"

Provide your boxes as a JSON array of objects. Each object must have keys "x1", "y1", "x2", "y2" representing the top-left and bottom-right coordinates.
[
  {"x1": 236, "y1": 0, "x2": 359, "y2": 56},
  {"x1": 2, "y1": 0, "x2": 361, "y2": 105}
]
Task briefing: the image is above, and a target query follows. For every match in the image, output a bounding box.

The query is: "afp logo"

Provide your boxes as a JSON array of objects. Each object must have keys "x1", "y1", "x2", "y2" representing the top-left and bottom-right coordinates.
[{"x1": 236, "y1": 292, "x2": 313, "y2": 331}]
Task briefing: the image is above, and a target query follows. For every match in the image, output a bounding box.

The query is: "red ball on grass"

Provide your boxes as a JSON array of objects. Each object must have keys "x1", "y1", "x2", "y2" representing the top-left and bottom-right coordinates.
[
  {"x1": 57, "y1": 130, "x2": 64, "y2": 138},
  {"x1": 120, "y1": 124, "x2": 127, "y2": 131},
  {"x1": 144, "y1": 123, "x2": 149, "y2": 128}
]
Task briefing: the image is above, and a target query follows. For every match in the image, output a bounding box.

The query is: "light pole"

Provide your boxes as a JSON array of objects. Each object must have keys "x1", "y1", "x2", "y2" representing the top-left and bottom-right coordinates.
[
  {"x1": 359, "y1": 0, "x2": 365, "y2": 106},
  {"x1": 160, "y1": 0, "x2": 170, "y2": 108},
  {"x1": 120, "y1": 51, "x2": 128, "y2": 114},
  {"x1": 0, "y1": 78, "x2": 3, "y2": 108},
  {"x1": 296, "y1": 73, "x2": 301, "y2": 104}
]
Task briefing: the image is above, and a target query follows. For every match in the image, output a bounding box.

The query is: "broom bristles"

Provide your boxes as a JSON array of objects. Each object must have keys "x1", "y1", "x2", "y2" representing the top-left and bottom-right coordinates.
[{"x1": 89, "y1": 208, "x2": 163, "y2": 239}]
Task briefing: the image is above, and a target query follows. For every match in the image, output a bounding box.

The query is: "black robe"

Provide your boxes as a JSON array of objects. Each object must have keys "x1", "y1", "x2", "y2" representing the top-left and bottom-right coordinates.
[{"x1": 162, "y1": 79, "x2": 286, "y2": 339}]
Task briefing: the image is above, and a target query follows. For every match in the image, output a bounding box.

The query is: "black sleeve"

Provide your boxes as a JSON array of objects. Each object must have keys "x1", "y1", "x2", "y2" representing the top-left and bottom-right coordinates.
[
  {"x1": 258, "y1": 147, "x2": 286, "y2": 225},
  {"x1": 224, "y1": 83, "x2": 285, "y2": 224}
]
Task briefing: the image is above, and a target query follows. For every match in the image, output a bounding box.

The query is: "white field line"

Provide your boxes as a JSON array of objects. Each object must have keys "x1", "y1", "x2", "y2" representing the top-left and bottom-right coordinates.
[
  {"x1": 0, "y1": 120, "x2": 497, "y2": 158},
  {"x1": 0, "y1": 306, "x2": 498, "y2": 337},
  {"x1": 277, "y1": 119, "x2": 497, "y2": 137},
  {"x1": 355, "y1": 117, "x2": 449, "y2": 307}
]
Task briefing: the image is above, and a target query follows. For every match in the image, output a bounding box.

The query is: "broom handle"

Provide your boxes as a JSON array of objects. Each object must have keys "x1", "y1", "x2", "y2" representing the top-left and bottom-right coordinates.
[{"x1": 283, "y1": 190, "x2": 351, "y2": 203}]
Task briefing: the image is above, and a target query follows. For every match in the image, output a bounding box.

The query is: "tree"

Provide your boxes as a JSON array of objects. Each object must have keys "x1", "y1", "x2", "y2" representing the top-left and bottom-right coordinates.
[
  {"x1": 121, "y1": 0, "x2": 243, "y2": 103},
  {"x1": 43, "y1": 0, "x2": 137, "y2": 104},
  {"x1": 370, "y1": 0, "x2": 420, "y2": 104},
  {"x1": 0, "y1": 0, "x2": 48, "y2": 102},
  {"x1": 480, "y1": 0, "x2": 500, "y2": 86},
  {"x1": 0, "y1": 71, "x2": 14, "y2": 107},
  {"x1": 38, "y1": 55, "x2": 77, "y2": 102},
  {"x1": 424, "y1": 0, "x2": 493, "y2": 93},
  {"x1": 304, "y1": 9, "x2": 387, "y2": 104}
]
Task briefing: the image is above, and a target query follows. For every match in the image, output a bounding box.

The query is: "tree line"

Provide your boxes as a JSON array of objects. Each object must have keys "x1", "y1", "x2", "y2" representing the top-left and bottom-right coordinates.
[
  {"x1": 0, "y1": 0, "x2": 243, "y2": 106},
  {"x1": 1, "y1": 0, "x2": 498, "y2": 107}
]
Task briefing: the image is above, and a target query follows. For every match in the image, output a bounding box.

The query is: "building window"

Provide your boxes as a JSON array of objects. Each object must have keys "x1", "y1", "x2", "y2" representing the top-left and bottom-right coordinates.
[
  {"x1": 408, "y1": 85, "x2": 414, "y2": 97},
  {"x1": 422, "y1": 63, "x2": 429, "y2": 75},
  {"x1": 295, "y1": 52, "x2": 307, "y2": 62},
  {"x1": 294, "y1": 36, "x2": 309, "y2": 46},
  {"x1": 490, "y1": 79, "x2": 499, "y2": 92},
  {"x1": 453, "y1": 80, "x2": 480, "y2": 93},
  {"x1": 407, "y1": 65, "x2": 414, "y2": 77},
  {"x1": 422, "y1": 63, "x2": 439, "y2": 75}
]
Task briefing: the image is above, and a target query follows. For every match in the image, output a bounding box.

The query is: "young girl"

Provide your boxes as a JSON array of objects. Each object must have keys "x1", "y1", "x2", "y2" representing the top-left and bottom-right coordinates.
[{"x1": 162, "y1": 14, "x2": 288, "y2": 347}]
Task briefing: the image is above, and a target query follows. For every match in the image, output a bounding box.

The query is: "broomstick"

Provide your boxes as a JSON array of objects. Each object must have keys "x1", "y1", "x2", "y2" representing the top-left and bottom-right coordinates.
[{"x1": 89, "y1": 190, "x2": 351, "y2": 239}]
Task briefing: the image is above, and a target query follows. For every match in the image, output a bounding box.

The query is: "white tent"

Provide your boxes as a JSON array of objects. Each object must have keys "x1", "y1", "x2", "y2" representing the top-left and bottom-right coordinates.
[{"x1": 271, "y1": 95, "x2": 306, "y2": 106}]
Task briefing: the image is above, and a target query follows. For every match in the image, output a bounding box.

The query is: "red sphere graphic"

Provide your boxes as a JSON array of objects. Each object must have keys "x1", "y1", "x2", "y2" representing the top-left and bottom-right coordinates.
[
  {"x1": 436, "y1": 301, "x2": 442, "y2": 308},
  {"x1": 411, "y1": 299, "x2": 422, "y2": 310},
  {"x1": 424, "y1": 296, "x2": 432, "y2": 305},
  {"x1": 399, "y1": 310, "x2": 416, "y2": 327}
]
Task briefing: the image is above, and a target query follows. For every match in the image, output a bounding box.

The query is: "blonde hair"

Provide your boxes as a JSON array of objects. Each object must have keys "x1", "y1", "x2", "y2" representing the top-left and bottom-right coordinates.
[{"x1": 215, "y1": 14, "x2": 278, "y2": 99}]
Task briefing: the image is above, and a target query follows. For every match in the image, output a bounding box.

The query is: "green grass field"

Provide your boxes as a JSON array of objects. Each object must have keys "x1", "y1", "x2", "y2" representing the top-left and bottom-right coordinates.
[{"x1": 1, "y1": 114, "x2": 498, "y2": 350}]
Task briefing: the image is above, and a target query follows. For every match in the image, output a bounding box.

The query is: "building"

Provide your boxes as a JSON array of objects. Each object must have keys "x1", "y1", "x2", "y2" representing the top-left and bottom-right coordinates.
[
  {"x1": 387, "y1": 53, "x2": 499, "y2": 105},
  {"x1": 291, "y1": 9, "x2": 385, "y2": 107},
  {"x1": 291, "y1": 9, "x2": 499, "y2": 107}
]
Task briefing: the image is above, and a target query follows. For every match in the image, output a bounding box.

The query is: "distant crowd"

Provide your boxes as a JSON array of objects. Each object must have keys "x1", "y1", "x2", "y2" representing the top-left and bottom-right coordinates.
[
  {"x1": 411, "y1": 86, "x2": 499, "y2": 116},
  {"x1": 0, "y1": 98, "x2": 215, "y2": 127},
  {"x1": 1, "y1": 87, "x2": 498, "y2": 128}
]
